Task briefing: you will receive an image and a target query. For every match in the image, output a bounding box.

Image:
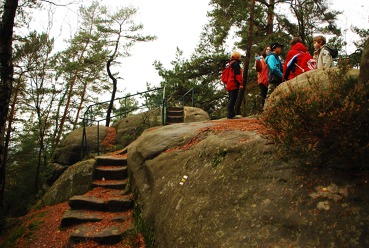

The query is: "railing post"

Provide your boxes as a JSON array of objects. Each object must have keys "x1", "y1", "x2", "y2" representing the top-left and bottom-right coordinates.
[
  {"x1": 192, "y1": 88, "x2": 194, "y2": 106},
  {"x1": 81, "y1": 87, "x2": 164, "y2": 157},
  {"x1": 97, "y1": 121, "x2": 100, "y2": 155},
  {"x1": 81, "y1": 119, "x2": 87, "y2": 159},
  {"x1": 162, "y1": 87, "x2": 166, "y2": 126}
]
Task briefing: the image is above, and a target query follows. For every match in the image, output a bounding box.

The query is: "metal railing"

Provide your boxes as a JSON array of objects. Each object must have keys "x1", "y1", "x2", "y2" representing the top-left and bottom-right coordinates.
[
  {"x1": 178, "y1": 87, "x2": 195, "y2": 107},
  {"x1": 80, "y1": 87, "x2": 165, "y2": 158}
]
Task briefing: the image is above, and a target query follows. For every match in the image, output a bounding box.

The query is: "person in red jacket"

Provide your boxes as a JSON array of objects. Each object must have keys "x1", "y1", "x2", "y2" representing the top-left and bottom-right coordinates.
[
  {"x1": 224, "y1": 50, "x2": 243, "y2": 119},
  {"x1": 255, "y1": 46, "x2": 270, "y2": 109},
  {"x1": 283, "y1": 37, "x2": 316, "y2": 81}
]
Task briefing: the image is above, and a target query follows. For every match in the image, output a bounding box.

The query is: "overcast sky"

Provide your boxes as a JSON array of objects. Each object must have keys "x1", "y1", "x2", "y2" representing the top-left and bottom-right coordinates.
[{"x1": 30, "y1": 0, "x2": 369, "y2": 96}]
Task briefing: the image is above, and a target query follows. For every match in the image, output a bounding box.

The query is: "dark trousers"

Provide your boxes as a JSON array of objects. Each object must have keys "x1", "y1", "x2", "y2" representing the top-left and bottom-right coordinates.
[
  {"x1": 258, "y1": 84, "x2": 268, "y2": 108},
  {"x1": 227, "y1": 89, "x2": 239, "y2": 118}
]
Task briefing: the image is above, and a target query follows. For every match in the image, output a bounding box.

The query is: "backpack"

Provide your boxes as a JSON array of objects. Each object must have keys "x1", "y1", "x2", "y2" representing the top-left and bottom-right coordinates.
[
  {"x1": 284, "y1": 52, "x2": 317, "y2": 80},
  {"x1": 324, "y1": 46, "x2": 338, "y2": 58},
  {"x1": 297, "y1": 52, "x2": 317, "y2": 71},
  {"x1": 221, "y1": 61, "x2": 235, "y2": 84},
  {"x1": 265, "y1": 53, "x2": 283, "y2": 84}
]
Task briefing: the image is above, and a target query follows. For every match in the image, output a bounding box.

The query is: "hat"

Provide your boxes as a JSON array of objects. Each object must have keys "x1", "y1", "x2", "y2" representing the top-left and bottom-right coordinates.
[{"x1": 270, "y1": 42, "x2": 284, "y2": 51}]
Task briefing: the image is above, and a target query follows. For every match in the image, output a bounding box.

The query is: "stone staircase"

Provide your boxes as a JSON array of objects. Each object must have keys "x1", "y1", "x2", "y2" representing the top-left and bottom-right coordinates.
[
  {"x1": 61, "y1": 156, "x2": 134, "y2": 245},
  {"x1": 166, "y1": 106, "x2": 184, "y2": 125}
]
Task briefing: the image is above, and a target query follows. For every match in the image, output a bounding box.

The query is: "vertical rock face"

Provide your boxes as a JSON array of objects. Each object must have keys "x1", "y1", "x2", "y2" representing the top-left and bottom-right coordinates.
[
  {"x1": 127, "y1": 118, "x2": 369, "y2": 248},
  {"x1": 40, "y1": 159, "x2": 95, "y2": 206}
]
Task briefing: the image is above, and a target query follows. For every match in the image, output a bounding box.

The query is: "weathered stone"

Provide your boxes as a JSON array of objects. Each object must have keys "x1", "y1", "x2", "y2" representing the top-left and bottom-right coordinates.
[
  {"x1": 106, "y1": 198, "x2": 133, "y2": 212},
  {"x1": 39, "y1": 159, "x2": 95, "y2": 207},
  {"x1": 61, "y1": 210, "x2": 104, "y2": 227},
  {"x1": 92, "y1": 179, "x2": 128, "y2": 190},
  {"x1": 127, "y1": 117, "x2": 369, "y2": 248},
  {"x1": 70, "y1": 224, "x2": 132, "y2": 244},
  {"x1": 183, "y1": 106, "x2": 210, "y2": 123},
  {"x1": 265, "y1": 68, "x2": 360, "y2": 110},
  {"x1": 68, "y1": 195, "x2": 105, "y2": 211},
  {"x1": 52, "y1": 125, "x2": 108, "y2": 165}
]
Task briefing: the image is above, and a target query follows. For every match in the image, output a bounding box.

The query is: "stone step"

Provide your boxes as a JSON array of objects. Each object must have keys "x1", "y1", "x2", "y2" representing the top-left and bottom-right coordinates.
[
  {"x1": 69, "y1": 195, "x2": 133, "y2": 212},
  {"x1": 94, "y1": 165, "x2": 128, "y2": 181},
  {"x1": 69, "y1": 195, "x2": 104, "y2": 211},
  {"x1": 70, "y1": 224, "x2": 133, "y2": 245},
  {"x1": 167, "y1": 106, "x2": 184, "y2": 112},
  {"x1": 61, "y1": 209, "x2": 132, "y2": 228},
  {"x1": 95, "y1": 156, "x2": 127, "y2": 167},
  {"x1": 167, "y1": 115, "x2": 184, "y2": 124},
  {"x1": 167, "y1": 110, "x2": 184, "y2": 117},
  {"x1": 61, "y1": 210, "x2": 104, "y2": 227},
  {"x1": 92, "y1": 179, "x2": 128, "y2": 190},
  {"x1": 167, "y1": 106, "x2": 184, "y2": 123},
  {"x1": 106, "y1": 197, "x2": 134, "y2": 212}
]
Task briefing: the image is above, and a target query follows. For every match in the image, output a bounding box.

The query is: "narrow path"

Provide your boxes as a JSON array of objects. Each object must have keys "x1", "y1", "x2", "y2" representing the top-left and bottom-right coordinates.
[{"x1": 60, "y1": 156, "x2": 141, "y2": 247}]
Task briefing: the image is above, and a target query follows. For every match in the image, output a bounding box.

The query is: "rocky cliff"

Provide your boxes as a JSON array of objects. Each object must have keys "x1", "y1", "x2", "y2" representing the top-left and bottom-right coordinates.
[{"x1": 127, "y1": 117, "x2": 369, "y2": 248}]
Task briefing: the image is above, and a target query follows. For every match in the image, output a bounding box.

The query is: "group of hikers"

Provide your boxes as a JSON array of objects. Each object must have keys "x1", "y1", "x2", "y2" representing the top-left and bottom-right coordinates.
[{"x1": 223, "y1": 35, "x2": 335, "y2": 119}]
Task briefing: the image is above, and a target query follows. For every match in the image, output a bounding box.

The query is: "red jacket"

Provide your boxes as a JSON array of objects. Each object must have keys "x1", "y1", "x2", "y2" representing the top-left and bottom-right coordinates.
[
  {"x1": 255, "y1": 58, "x2": 268, "y2": 87},
  {"x1": 283, "y1": 42, "x2": 312, "y2": 81},
  {"x1": 225, "y1": 60, "x2": 243, "y2": 92}
]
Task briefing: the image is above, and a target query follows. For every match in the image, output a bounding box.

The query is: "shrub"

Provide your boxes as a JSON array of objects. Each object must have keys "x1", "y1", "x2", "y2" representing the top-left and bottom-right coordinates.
[{"x1": 261, "y1": 62, "x2": 369, "y2": 167}]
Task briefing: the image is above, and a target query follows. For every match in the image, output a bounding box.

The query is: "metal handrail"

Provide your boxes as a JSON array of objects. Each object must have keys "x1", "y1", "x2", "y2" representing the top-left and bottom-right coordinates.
[
  {"x1": 178, "y1": 87, "x2": 194, "y2": 107},
  {"x1": 81, "y1": 87, "x2": 166, "y2": 158}
]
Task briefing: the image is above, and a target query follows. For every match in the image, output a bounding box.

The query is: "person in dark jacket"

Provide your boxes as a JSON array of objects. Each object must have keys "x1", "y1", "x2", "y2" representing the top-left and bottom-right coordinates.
[
  {"x1": 224, "y1": 50, "x2": 243, "y2": 119},
  {"x1": 265, "y1": 42, "x2": 283, "y2": 100}
]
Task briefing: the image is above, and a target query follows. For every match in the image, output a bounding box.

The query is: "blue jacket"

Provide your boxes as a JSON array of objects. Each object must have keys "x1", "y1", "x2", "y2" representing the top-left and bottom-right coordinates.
[{"x1": 265, "y1": 52, "x2": 283, "y2": 84}]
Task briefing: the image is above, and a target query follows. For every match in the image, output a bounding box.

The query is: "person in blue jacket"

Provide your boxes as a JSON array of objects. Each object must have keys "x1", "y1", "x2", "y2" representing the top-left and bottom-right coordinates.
[{"x1": 265, "y1": 42, "x2": 284, "y2": 100}]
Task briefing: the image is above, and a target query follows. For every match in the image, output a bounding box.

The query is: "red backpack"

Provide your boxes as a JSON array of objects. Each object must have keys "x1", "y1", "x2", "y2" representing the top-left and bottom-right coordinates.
[
  {"x1": 284, "y1": 52, "x2": 317, "y2": 80},
  {"x1": 297, "y1": 51, "x2": 317, "y2": 72},
  {"x1": 221, "y1": 61, "x2": 235, "y2": 84}
]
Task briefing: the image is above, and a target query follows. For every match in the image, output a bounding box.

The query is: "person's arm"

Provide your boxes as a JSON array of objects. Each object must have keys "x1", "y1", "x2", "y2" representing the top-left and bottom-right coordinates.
[
  {"x1": 256, "y1": 59, "x2": 262, "y2": 72},
  {"x1": 233, "y1": 62, "x2": 243, "y2": 88},
  {"x1": 283, "y1": 52, "x2": 292, "y2": 78},
  {"x1": 236, "y1": 68, "x2": 243, "y2": 88}
]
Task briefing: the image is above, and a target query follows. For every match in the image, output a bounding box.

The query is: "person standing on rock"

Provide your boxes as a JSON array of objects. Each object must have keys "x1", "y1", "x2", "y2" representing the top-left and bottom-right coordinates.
[
  {"x1": 265, "y1": 42, "x2": 284, "y2": 100},
  {"x1": 255, "y1": 46, "x2": 270, "y2": 110},
  {"x1": 222, "y1": 50, "x2": 243, "y2": 119},
  {"x1": 313, "y1": 35, "x2": 334, "y2": 69},
  {"x1": 283, "y1": 37, "x2": 317, "y2": 81}
]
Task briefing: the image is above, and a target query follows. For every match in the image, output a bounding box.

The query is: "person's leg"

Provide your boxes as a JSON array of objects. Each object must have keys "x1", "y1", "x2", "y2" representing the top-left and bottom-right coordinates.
[
  {"x1": 259, "y1": 84, "x2": 268, "y2": 108},
  {"x1": 227, "y1": 89, "x2": 239, "y2": 118},
  {"x1": 265, "y1": 83, "x2": 277, "y2": 100}
]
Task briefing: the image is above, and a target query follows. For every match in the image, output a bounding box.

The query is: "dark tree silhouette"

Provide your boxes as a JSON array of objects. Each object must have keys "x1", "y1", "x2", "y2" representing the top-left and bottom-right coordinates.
[{"x1": 0, "y1": 0, "x2": 19, "y2": 206}]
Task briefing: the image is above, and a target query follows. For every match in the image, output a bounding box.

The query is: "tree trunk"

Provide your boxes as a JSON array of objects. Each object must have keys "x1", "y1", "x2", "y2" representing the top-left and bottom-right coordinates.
[
  {"x1": 359, "y1": 38, "x2": 369, "y2": 85},
  {"x1": 0, "y1": 0, "x2": 18, "y2": 207},
  {"x1": 266, "y1": 0, "x2": 275, "y2": 35},
  {"x1": 235, "y1": 0, "x2": 255, "y2": 115},
  {"x1": 5, "y1": 75, "x2": 23, "y2": 178},
  {"x1": 106, "y1": 58, "x2": 117, "y2": 127},
  {"x1": 73, "y1": 81, "x2": 88, "y2": 130},
  {"x1": 105, "y1": 31, "x2": 121, "y2": 127}
]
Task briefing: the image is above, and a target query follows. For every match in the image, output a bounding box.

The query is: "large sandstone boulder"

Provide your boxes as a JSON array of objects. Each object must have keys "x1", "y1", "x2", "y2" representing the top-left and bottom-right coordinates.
[
  {"x1": 50, "y1": 107, "x2": 208, "y2": 181},
  {"x1": 265, "y1": 68, "x2": 360, "y2": 110},
  {"x1": 127, "y1": 118, "x2": 369, "y2": 247},
  {"x1": 112, "y1": 107, "x2": 210, "y2": 148},
  {"x1": 52, "y1": 125, "x2": 108, "y2": 165},
  {"x1": 39, "y1": 159, "x2": 95, "y2": 207},
  {"x1": 184, "y1": 106, "x2": 210, "y2": 123},
  {"x1": 112, "y1": 109, "x2": 162, "y2": 148}
]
